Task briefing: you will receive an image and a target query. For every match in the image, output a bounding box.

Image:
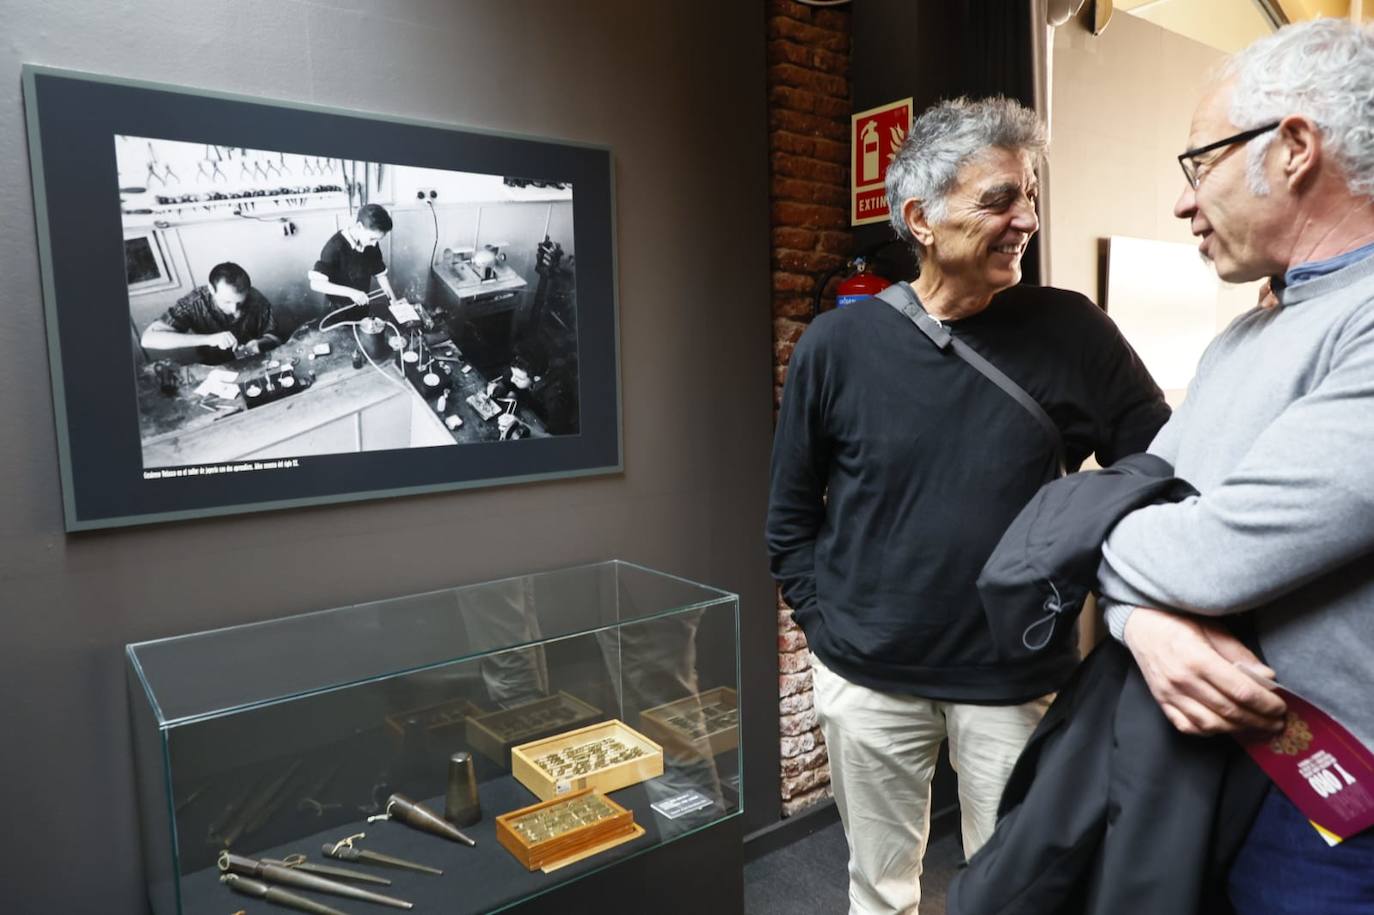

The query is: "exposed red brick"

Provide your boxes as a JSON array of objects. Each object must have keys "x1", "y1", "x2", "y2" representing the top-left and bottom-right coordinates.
[
  {"x1": 768, "y1": 16, "x2": 848, "y2": 53},
  {"x1": 773, "y1": 200, "x2": 849, "y2": 229},
  {"x1": 779, "y1": 627, "x2": 809, "y2": 653},
  {"x1": 769, "y1": 84, "x2": 816, "y2": 115},
  {"x1": 812, "y1": 93, "x2": 852, "y2": 120},
  {"x1": 774, "y1": 248, "x2": 846, "y2": 276},
  {"x1": 772, "y1": 226, "x2": 817, "y2": 250},
  {"x1": 772, "y1": 270, "x2": 813, "y2": 294},
  {"x1": 781, "y1": 762, "x2": 831, "y2": 800},
  {"x1": 767, "y1": 39, "x2": 848, "y2": 74},
  {"x1": 779, "y1": 688, "x2": 814, "y2": 716},
  {"x1": 771, "y1": 151, "x2": 846, "y2": 185},
  {"x1": 767, "y1": 0, "x2": 812, "y2": 21},
  {"x1": 818, "y1": 230, "x2": 855, "y2": 255},
  {"x1": 774, "y1": 316, "x2": 808, "y2": 346},
  {"x1": 780, "y1": 708, "x2": 819, "y2": 737},
  {"x1": 812, "y1": 7, "x2": 849, "y2": 31},
  {"x1": 772, "y1": 177, "x2": 849, "y2": 208},
  {"x1": 779, "y1": 669, "x2": 813, "y2": 698},
  {"x1": 770, "y1": 108, "x2": 850, "y2": 142},
  {"x1": 769, "y1": 0, "x2": 847, "y2": 810},
  {"x1": 781, "y1": 783, "x2": 833, "y2": 816},
  {"x1": 768, "y1": 38, "x2": 812, "y2": 68},
  {"x1": 780, "y1": 729, "x2": 820, "y2": 759},
  {"x1": 769, "y1": 63, "x2": 849, "y2": 99},
  {"x1": 769, "y1": 85, "x2": 850, "y2": 122},
  {"x1": 773, "y1": 295, "x2": 814, "y2": 320},
  {"x1": 779, "y1": 648, "x2": 811, "y2": 675},
  {"x1": 814, "y1": 136, "x2": 850, "y2": 164},
  {"x1": 781, "y1": 742, "x2": 828, "y2": 777},
  {"x1": 771, "y1": 131, "x2": 817, "y2": 158}
]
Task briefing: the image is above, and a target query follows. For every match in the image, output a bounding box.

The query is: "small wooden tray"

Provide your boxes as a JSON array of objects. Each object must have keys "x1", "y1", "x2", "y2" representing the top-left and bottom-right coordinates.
[
  {"x1": 511, "y1": 719, "x2": 664, "y2": 802},
  {"x1": 639, "y1": 686, "x2": 739, "y2": 758},
  {"x1": 384, "y1": 696, "x2": 483, "y2": 741},
  {"x1": 496, "y1": 787, "x2": 641, "y2": 871},
  {"x1": 465, "y1": 691, "x2": 603, "y2": 766}
]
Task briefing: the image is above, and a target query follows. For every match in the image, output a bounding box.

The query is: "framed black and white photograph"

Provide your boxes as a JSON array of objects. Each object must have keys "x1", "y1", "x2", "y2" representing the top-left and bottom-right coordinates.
[{"x1": 23, "y1": 66, "x2": 621, "y2": 530}]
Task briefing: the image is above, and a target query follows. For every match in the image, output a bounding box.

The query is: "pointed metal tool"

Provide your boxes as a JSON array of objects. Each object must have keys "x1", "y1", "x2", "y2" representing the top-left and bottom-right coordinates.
[
  {"x1": 220, "y1": 873, "x2": 351, "y2": 915},
  {"x1": 323, "y1": 832, "x2": 444, "y2": 876},
  {"x1": 219, "y1": 852, "x2": 413, "y2": 910},
  {"x1": 263, "y1": 854, "x2": 393, "y2": 886},
  {"x1": 371, "y1": 792, "x2": 477, "y2": 847}
]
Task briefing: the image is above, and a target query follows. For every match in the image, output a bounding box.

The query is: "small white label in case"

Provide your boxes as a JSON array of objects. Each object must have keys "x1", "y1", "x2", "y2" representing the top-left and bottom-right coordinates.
[
  {"x1": 555, "y1": 781, "x2": 571, "y2": 795},
  {"x1": 650, "y1": 790, "x2": 715, "y2": 820},
  {"x1": 313, "y1": 343, "x2": 331, "y2": 356}
]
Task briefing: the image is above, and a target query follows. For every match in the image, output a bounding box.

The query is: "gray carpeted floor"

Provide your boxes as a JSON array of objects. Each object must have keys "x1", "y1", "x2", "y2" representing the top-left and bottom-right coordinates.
[{"x1": 744, "y1": 819, "x2": 964, "y2": 914}]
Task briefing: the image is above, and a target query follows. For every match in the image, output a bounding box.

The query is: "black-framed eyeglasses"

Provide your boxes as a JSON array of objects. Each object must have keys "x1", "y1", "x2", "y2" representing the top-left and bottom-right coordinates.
[{"x1": 1177, "y1": 121, "x2": 1281, "y2": 189}]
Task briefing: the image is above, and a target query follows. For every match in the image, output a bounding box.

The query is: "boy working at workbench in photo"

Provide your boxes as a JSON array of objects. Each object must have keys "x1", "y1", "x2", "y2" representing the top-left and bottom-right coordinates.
[{"x1": 308, "y1": 203, "x2": 398, "y2": 321}]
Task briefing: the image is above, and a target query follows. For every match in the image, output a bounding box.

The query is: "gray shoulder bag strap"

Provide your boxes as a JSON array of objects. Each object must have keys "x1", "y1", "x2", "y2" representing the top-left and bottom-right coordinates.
[{"x1": 875, "y1": 282, "x2": 1067, "y2": 477}]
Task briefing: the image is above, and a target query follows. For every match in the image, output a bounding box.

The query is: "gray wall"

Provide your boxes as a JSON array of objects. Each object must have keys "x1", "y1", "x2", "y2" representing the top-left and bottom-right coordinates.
[{"x1": 0, "y1": 1, "x2": 777, "y2": 911}]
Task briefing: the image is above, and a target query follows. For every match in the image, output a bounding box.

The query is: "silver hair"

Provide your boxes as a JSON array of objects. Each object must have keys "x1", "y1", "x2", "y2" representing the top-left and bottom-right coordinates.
[
  {"x1": 1222, "y1": 18, "x2": 1374, "y2": 199},
  {"x1": 884, "y1": 96, "x2": 1046, "y2": 260}
]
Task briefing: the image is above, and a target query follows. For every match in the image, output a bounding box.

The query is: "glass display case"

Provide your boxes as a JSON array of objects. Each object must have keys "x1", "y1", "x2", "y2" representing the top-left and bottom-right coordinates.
[{"x1": 126, "y1": 561, "x2": 741, "y2": 915}]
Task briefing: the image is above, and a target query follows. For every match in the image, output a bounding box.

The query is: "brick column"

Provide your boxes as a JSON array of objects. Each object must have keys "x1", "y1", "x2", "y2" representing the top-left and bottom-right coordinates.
[{"x1": 767, "y1": 0, "x2": 852, "y2": 817}]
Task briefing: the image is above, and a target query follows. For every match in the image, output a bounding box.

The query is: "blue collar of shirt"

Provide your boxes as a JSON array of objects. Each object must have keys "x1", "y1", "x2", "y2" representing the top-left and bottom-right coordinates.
[{"x1": 1283, "y1": 240, "x2": 1374, "y2": 288}]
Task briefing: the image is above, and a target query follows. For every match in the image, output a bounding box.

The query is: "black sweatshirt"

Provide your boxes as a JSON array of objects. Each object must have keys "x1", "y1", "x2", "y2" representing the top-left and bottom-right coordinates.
[{"x1": 766, "y1": 285, "x2": 1170, "y2": 702}]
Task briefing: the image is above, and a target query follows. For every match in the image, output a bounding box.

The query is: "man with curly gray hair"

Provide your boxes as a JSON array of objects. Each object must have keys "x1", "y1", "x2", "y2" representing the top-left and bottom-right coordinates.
[
  {"x1": 1089, "y1": 17, "x2": 1374, "y2": 912},
  {"x1": 768, "y1": 95, "x2": 1169, "y2": 914}
]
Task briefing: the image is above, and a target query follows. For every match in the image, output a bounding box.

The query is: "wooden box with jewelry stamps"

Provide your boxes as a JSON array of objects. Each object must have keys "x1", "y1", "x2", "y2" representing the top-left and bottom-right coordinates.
[
  {"x1": 465, "y1": 691, "x2": 603, "y2": 766},
  {"x1": 638, "y1": 686, "x2": 739, "y2": 759},
  {"x1": 510, "y1": 719, "x2": 664, "y2": 802},
  {"x1": 496, "y1": 787, "x2": 643, "y2": 872}
]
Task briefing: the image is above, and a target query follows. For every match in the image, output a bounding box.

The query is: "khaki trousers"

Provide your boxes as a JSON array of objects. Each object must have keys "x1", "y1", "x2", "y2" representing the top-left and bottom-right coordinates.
[{"x1": 810, "y1": 653, "x2": 1052, "y2": 915}]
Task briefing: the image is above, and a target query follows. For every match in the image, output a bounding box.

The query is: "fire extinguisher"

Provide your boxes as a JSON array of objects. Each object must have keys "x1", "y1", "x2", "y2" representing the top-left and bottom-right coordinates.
[
  {"x1": 814, "y1": 256, "x2": 892, "y2": 318},
  {"x1": 834, "y1": 257, "x2": 891, "y2": 308},
  {"x1": 812, "y1": 240, "x2": 906, "y2": 318}
]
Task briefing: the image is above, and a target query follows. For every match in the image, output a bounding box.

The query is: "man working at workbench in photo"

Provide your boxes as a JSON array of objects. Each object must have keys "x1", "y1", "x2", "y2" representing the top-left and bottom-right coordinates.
[
  {"x1": 767, "y1": 96, "x2": 1171, "y2": 915},
  {"x1": 140, "y1": 261, "x2": 279, "y2": 365},
  {"x1": 308, "y1": 202, "x2": 398, "y2": 320}
]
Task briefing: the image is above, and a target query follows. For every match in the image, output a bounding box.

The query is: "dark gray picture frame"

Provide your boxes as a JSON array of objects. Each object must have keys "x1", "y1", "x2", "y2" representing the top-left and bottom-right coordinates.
[{"x1": 23, "y1": 66, "x2": 622, "y2": 531}]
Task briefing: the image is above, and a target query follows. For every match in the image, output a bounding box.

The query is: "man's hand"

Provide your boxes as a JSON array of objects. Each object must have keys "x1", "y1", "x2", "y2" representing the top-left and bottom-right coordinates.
[
  {"x1": 239, "y1": 339, "x2": 262, "y2": 357},
  {"x1": 350, "y1": 289, "x2": 370, "y2": 306},
  {"x1": 205, "y1": 331, "x2": 238, "y2": 350},
  {"x1": 1123, "y1": 606, "x2": 1286, "y2": 735}
]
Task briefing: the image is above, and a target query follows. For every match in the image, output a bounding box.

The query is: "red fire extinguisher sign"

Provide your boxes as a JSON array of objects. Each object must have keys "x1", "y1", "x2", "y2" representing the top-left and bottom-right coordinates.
[{"x1": 851, "y1": 98, "x2": 912, "y2": 226}]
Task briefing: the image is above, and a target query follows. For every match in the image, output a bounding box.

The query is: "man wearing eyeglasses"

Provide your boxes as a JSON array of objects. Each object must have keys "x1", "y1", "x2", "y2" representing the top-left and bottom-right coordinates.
[{"x1": 1095, "y1": 18, "x2": 1374, "y2": 911}]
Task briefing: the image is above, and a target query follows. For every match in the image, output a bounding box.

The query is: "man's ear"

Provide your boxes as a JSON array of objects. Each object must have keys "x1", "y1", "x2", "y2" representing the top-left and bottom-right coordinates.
[
  {"x1": 1277, "y1": 114, "x2": 1322, "y2": 191},
  {"x1": 902, "y1": 198, "x2": 934, "y2": 247}
]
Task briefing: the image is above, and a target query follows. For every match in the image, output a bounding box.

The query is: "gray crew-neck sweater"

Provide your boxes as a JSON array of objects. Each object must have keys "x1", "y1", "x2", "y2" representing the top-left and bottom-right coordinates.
[{"x1": 1098, "y1": 252, "x2": 1374, "y2": 749}]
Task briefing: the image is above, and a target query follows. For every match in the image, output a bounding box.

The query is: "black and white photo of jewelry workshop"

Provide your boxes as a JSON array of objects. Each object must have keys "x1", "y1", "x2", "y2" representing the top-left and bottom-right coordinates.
[{"x1": 123, "y1": 135, "x2": 581, "y2": 470}]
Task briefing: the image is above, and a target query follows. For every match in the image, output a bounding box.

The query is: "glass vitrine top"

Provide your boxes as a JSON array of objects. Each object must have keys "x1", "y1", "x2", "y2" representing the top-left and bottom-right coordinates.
[{"x1": 127, "y1": 560, "x2": 735, "y2": 726}]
